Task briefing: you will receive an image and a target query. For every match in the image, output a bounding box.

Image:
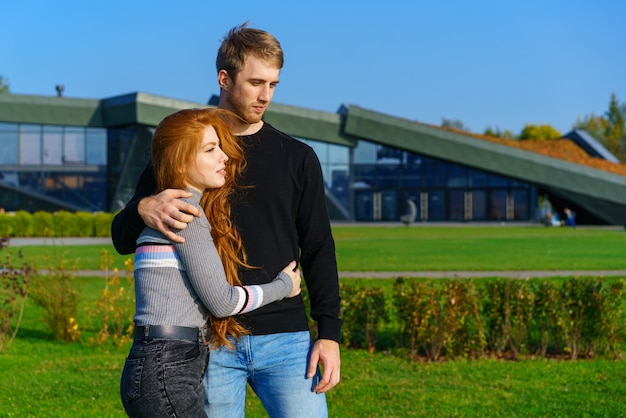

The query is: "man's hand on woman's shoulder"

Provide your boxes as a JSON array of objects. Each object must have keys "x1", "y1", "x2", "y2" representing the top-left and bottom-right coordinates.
[{"x1": 138, "y1": 189, "x2": 201, "y2": 243}]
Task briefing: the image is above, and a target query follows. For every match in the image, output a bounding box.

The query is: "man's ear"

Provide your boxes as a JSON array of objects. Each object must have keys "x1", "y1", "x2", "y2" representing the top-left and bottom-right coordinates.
[{"x1": 218, "y1": 70, "x2": 231, "y2": 91}]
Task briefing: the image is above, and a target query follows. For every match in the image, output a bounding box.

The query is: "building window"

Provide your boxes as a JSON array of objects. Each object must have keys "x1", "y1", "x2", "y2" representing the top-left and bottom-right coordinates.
[
  {"x1": 43, "y1": 125, "x2": 63, "y2": 165},
  {"x1": 0, "y1": 123, "x2": 18, "y2": 164},
  {"x1": 86, "y1": 128, "x2": 107, "y2": 165},
  {"x1": 64, "y1": 127, "x2": 85, "y2": 164},
  {"x1": 20, "y1": 124, "x2": 42, "y2": 165}
]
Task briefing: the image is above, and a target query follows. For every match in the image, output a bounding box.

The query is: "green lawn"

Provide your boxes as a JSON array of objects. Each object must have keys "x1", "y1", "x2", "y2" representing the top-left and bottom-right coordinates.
[
  {"x1": 6, "y1": 225, "x2": 626, "y2": 272},
  {"x1": 332, "y1": 224, "x2": 626, "y2": 271},
  {"x1": 2, "y1": 285, "x2": 626, "y2": 417},
  {"x1": 2, "y1": 225, "x2": 626, "y2": 417}
]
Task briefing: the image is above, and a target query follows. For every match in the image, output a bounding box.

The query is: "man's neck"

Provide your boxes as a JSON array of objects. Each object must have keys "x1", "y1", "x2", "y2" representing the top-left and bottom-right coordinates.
[{"x1": 235, "y1": 120, "x2": 264, "y2": 136}]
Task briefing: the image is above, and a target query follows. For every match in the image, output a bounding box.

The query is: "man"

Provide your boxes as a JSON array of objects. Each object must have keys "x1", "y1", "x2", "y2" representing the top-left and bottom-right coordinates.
[{"x1": 111, "y1": 22, "x2": 341, "y2": 417}]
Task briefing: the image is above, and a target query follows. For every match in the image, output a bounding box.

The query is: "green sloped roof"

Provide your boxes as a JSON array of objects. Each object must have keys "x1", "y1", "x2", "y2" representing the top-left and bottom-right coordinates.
[{"x1": 343, "y1": 105, "x2": 626, "y2": 224}]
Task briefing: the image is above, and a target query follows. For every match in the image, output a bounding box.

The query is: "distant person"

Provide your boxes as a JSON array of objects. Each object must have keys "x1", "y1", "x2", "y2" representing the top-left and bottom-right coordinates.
[
  {"x1": 119, "y1": 108, "x2": 301, "y2": 418},
  {"x1": 564, "y1": 208, "x2": 576, "y2": 228},
  {"x1": 111, "y1": 22, "x2": 341, "y2": 418}
]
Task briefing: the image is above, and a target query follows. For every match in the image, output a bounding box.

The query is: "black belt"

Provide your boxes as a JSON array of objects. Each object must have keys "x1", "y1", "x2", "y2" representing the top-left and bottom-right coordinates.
[{"x1": 134, "y1": 325, "x2": 202, "y2": 342}]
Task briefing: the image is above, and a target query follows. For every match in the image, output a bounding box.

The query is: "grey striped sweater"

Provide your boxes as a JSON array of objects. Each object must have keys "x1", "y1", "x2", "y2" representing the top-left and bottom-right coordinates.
[{"x1": 132, "y1": 188, "x2": 293, "y2": 329}]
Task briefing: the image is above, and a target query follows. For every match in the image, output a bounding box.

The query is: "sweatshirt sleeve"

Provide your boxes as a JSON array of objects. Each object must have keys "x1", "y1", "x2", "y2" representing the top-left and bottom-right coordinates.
[
  {"x1": 296, "y1": 150, "x2": 342, "y2": 342},
  {"x1": 111, "y1": 163, "x2": 155, "y2": 255},
  {"x1": 175, "y1": 207, "x2": 294, "y2": 318}
]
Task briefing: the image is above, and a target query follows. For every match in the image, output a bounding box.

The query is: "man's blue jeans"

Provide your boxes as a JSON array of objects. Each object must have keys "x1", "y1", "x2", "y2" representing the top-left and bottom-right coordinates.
[{"x1": 203, "y1": 331, "x2": 328, "y2": 418}]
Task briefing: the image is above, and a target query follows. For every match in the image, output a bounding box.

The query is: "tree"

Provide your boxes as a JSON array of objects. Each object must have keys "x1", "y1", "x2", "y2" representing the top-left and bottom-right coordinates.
[
  {"x1": 483, "y1": 126, "x2": 515, "y2": 140},
  {"x1": 519, "y1": 124, "x2": 562, "y2": 140},
  {"x1": 605, "y1": 93, "x2": 626, "y2": 156},
  {"x1": 573, "y1": 114, "x2": 609, "y2": 141},
  {"x1": 0, "y1": 75, "x2": 9, "y2": 94},
  {"x1": 574, "y1": 93, "x2": 626, "y2": 162},
  {"x1": 441, "y1": 118, "x2": 469, "y2": 132}
]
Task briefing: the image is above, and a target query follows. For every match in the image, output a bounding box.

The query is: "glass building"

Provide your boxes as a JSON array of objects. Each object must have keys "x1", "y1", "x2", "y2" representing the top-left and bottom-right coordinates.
[
  {"x1": 298, "y1": 137, "x2": 534, "y2": 222},
  {"x1": 1, "y1": 92, "x2": 625, "y2": 225}
]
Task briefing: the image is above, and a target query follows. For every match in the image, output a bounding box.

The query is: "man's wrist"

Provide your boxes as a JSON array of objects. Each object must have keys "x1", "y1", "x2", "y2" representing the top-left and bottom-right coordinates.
[{"x1": 316, "y1": 317, "x2": 343, "y2": 343}]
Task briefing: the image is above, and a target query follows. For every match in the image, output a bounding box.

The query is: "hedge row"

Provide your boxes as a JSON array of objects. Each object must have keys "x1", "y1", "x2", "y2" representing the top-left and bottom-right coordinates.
[
  {"x1": 337, "y1": 277, "x2": 625, "y2": 361},
  {"x1": 0, "y1": 210, "x2": 114, "y2": 238}
]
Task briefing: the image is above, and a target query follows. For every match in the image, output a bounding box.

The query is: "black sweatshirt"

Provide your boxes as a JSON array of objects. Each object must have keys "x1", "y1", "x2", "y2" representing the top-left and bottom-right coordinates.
[{"x1": 111, "y1": 123, "x2": 342, "y2": 342}]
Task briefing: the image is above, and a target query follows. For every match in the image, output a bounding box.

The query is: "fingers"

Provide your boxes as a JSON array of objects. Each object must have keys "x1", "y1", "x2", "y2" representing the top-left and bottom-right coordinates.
[
  {"x1": 307, "y1": 348, "x2": 320, "y2": 380},
  {"x1": 161, "y1": 229, "x2": 186, "y2": 244},
  {"x1": 283, "y1": 261, "x2": 301, "y2": 297},
  {"x1": 137, "y1": 189, "x2": 201, "y2": 240},
  {"x1": 309, "y1": 340, "x2": 341, "y2": 394},
  {"x1": 313, "y1": 366, "x2": 340, "y2": 394}
]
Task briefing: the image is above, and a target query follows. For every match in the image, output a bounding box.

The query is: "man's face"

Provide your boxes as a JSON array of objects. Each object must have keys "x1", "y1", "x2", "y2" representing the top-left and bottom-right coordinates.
[{"x1": 221, "y1": 54, "x2": 280, "y2": 125}]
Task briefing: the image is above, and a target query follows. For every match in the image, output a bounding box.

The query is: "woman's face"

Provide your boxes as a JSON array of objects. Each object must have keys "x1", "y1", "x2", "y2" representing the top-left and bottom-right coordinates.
[{"x1": 188, "y1": 125, "x2": 229, "y2": 190}]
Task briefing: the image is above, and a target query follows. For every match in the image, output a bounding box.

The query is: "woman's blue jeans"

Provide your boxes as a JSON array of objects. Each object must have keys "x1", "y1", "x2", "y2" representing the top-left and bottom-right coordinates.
[
  {"x1": 120, "y1": 337, "x2": 209, "y2": 417},
  {"x1": 203, "y1": 331, "x2": 328, "y2": 418}
]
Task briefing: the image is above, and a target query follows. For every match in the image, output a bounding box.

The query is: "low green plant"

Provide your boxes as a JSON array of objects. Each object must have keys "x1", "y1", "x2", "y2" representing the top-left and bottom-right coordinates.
[
  {"x1": 29, "y1": 254, "x2": 82, "y2": 342},
  {"x1": 532, "y1": 280, "x2": 561, "y2": 356},
  {"x1": 32, "y1": 211, "x2": 54, "y2": 237},
  {"x1": 390, "y1": 277, "x2": 625, "y2": 361},
  {"x1": 340, "y1": 282, "x2": 387, "y2": 352},
  {"x1": 52, "y1": 210, "x2": 74, "y2": 237},
  {"x1": 94, "y1": 212, "x2": 114, "y2": 237},
  {"x1": 12, "y1": 210, "x2": 33, "y2": 237},
  {"x1": 0, "y1": 246, "x2": 31, "y2": 352},
  {"x1": 85, "y1": 249, "x2": 134, "y2": 349},
  {"x1": 74, "y1": 211, "x2": 96, "y2": 237},
  {"x1": 0, "y1": 212, "x2": 13, "y2": 236}
]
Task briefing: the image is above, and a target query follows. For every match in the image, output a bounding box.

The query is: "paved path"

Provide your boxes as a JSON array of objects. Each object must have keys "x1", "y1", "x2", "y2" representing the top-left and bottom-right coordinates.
[
  {"x1": 8, "y1": 237, "x2": 114, "y2": 246},
  {"x1": 68, "y1": 269, "x2": 626, "y2": 279},
  {"x1": 337, "y1": 270, "x2": 626, "y2": 279}
]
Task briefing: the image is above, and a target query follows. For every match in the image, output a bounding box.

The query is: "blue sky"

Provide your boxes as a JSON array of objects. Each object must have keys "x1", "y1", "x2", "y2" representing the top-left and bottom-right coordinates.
[{"x1": 3, "y1": 0, "x2": 625, "y2": 135}]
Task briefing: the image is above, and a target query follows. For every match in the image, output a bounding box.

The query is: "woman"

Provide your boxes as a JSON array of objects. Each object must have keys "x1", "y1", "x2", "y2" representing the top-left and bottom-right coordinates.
[{"x1": 119, "y1": 108, "x2": 301, "y2": 417}]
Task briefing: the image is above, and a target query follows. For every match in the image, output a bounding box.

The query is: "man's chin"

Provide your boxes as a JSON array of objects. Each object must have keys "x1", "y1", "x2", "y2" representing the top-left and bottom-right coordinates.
[{"x1": 244, "y1": 115, "x2": 263, "y2": 125}]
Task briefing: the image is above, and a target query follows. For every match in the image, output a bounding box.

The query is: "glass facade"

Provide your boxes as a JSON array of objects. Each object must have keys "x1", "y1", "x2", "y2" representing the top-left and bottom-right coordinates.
[
  {"x1": 297, "y1": 137, "x2": 536, "y2": 222},
  {"x1": 0, "y1": 120, "x2": 535, "y2": 221},
  {"x1": 0, "y1": 122, "x2": 108, "y2": 212}
]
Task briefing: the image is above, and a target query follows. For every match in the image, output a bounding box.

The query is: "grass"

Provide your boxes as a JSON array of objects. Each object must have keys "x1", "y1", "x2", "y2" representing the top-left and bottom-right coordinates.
[
  {"x1": 3, "y1": 287, "x2": 626, "y2": 417},
  {"x1": 6, "y1": 225, "x2": 626, "y2": 272},
  {"x1": 332, "y1": 224, "x2": 626, "y2": 271},
  {"x1": 2, "y1": 225, "x2": 626, "y2": 416}
]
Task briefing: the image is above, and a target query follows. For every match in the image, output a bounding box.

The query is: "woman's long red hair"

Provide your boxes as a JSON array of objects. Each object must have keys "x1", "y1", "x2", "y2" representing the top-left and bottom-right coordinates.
[{"x1": 151, "y1": 108, "x2": 250, "y2": 348}]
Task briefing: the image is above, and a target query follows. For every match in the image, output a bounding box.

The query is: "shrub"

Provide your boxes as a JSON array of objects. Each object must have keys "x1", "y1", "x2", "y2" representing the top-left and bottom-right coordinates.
[
  {"x1": 532, "y1": 280, "x2": 562, "y2": 356},
  {"x1": 389, "y1": 277, "x2": 626, "y2": 362},
  {"x1": 74, "y1": 211, "x2": 95, "y2": 237},
  {"x1": 94, "y1": 212, "x2": 114, "y2": 237},
  {"x1": 340, "y1": 282, "x2": 387, "y2": 352},
  {"x1": 597, "y1": 279, "x2": 625, "y2": 358},
  {"x1": 52, "y1": 210, "x2": 75, "y2": 237},
  {"x1": 85, "y1": 249, "x2": 134, "y2": 349},
  {"x1": 0, "y1": 245, "x2": 31, "y2": 352},
  {"x1": 0, "y1": 212, "x2": 14, "y2": 237},
  {"x1": 32, "y1": 211, "x2": 54, "y2": 237},
  {"x1": 13, "y1": 211, "x2": 33, "y2": 237},
  {"x1": 29, "y1": 255, "x2": 82, "y2": 342}
]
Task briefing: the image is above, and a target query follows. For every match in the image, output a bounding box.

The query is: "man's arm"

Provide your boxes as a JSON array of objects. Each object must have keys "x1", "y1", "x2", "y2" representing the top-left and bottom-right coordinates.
[
  {"x1": 111, "y1": 163, "x2": 200, "y2": 254},
  {"x1": 111, "y1": 164, "x2": 156, "y2": 255},
  {"x1": 297, "y1": 151, "x2": 342, "y2": 392}
]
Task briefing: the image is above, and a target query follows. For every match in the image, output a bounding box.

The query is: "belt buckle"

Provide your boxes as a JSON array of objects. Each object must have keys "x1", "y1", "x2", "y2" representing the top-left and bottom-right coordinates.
[{"x1": 200, "y1": 323, "x2": 210, "y2": 346}]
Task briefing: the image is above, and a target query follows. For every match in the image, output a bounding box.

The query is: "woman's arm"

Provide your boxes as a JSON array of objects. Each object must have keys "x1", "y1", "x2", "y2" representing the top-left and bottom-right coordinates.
[{"x1": 175, "y1": 209, "x2": 297, "y2": 318}]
